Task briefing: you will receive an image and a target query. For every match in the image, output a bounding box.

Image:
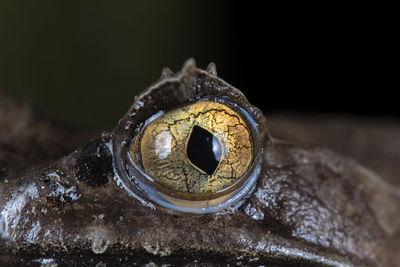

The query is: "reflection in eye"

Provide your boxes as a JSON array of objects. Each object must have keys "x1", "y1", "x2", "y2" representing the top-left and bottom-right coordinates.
[
  {"x1": 154, "y1": 130, "x2": 172, "y2": 160},
  {"x1": 130, "y1": 100, "x2": 255, "y2": 200}
]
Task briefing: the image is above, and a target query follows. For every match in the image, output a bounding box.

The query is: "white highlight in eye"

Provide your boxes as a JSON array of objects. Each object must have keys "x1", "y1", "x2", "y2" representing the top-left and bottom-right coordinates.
[
  {"x1": 155, "y1": 130, "x2": 172, "y2": 160},
  {"x1": 213, "y1": 130, "x2": 229, "y2": 160},
  {"x1": 212, "y1": 136, "x2": 222, "y2": 162}
]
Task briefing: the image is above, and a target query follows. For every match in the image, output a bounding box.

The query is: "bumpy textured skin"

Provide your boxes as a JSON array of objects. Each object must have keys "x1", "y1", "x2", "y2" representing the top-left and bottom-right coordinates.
[{"x1": 0, "y1": 60, "x2": 399, "y2": 266}]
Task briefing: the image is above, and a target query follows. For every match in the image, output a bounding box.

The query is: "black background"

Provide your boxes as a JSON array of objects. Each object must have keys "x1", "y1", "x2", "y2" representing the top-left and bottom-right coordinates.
[
  {"x1": 0, "y1": 2, "x2": 397, "y2": 128},
  {"x1": 231, "y1": 5, "x2": 397, "y2": 119}
]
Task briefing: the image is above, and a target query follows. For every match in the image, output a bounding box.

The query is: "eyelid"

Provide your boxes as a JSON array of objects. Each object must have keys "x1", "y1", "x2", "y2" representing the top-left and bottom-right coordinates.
[
  {"x1": 111, "y1": 61, "x2": 266, "y2": 214},
  {"x1": 112, "y1": 97, "x2": 262, "y2": 213}
]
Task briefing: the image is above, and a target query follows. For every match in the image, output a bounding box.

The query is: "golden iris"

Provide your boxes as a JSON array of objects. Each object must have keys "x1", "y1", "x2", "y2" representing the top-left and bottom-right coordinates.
[{"x1": 130, "y1": 101, "x2": 253, "y2": 199}]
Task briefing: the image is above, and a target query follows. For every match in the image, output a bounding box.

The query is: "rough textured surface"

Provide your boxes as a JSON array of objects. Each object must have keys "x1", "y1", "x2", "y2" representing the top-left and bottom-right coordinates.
[
  {"x1": 1, "y1": 61, "x2": 399, "y2": 266},
  {"x1": 267, "y1": 114, "x2": 400, "y2": 185}
]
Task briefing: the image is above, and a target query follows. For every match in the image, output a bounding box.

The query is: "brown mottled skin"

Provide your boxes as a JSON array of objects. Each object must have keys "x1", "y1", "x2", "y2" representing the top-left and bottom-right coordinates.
[{"x1": 0, "y1": 60, "x2": 399, "y2": 266}]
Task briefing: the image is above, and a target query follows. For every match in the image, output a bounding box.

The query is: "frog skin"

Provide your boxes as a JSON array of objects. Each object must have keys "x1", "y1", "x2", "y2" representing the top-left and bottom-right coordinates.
[{"x1": 0, "y1": 59, "x2": 399, "y2": 266}]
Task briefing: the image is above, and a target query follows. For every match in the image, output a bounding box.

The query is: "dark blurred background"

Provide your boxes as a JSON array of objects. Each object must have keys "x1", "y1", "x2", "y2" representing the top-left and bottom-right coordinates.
[{"x1": 0, "y1": 2, "x2": 397, "y2": 129}]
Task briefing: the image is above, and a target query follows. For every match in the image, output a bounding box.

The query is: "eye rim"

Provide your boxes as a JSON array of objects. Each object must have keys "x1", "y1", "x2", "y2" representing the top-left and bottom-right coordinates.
[
  {"x1": 113, "y1": 97, "x2": 263, "y2": 214},
  {"x1": 111, "y1": 60, "x2": 268, "y2": 213}
]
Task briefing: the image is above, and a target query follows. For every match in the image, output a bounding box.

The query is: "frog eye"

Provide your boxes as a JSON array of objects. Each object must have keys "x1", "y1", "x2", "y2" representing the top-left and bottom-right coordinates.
[
  {"x1": 123, "y1": 99, "x2": 261, "y2": 213},
  {"x1": 112, "y1": 60, "x2": 263, "y2": 213},
  {"x1": 130, "y1": 100, "x2": 254, "y2": 200}
]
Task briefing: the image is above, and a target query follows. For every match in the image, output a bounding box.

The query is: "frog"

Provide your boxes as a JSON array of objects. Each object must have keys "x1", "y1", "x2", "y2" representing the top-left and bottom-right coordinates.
[{"x1": 0, "y1": 59, "x2": 399, "y2": 266}]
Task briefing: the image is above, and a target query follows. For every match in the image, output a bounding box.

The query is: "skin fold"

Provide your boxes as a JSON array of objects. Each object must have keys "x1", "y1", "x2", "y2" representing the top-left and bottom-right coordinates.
[{"x1": 0, "y1": 60, "x2": 399, "y2": 266}]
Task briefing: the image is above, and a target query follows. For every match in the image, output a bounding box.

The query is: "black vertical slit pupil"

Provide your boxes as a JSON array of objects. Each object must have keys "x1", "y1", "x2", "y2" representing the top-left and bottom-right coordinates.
[{"x1": 187, "y1": 126, "x2": 222, "y2": 175}]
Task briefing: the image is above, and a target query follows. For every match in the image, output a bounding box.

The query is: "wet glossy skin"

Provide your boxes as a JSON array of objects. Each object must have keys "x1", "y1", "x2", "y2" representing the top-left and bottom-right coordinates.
[{"x1": 0, "y1": 60, "x2": 400, "y2": 266}]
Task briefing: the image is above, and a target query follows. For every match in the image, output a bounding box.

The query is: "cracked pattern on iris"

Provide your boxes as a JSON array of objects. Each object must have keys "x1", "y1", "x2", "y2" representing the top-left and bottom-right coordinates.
[{"x1": 130, "y1": 101, "x2": 253, "y2": 195}]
